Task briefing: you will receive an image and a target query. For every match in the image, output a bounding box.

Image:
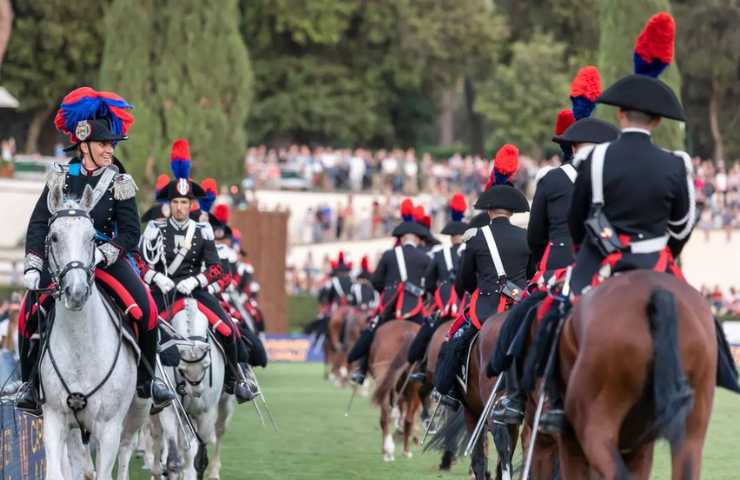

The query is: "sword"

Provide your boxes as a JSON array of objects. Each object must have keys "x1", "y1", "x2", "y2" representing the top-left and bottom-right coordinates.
[
  {"x1": 345, "y1": 385, "x2": 358, "y2": 417},
  {"x1": 421, "y1": 393, "x2": 443, "y2": 446},
  {"x1": 520, "y1": 299, "x2": 569, "y2": 480},
  {"x1": 242, "y1": 364, "x2": 279, "y2": 432},
  {"x1": 156, "y1": 358, "x2": 197, "y2": 449},
  {"x1": 252, "y1": 395, "x2": 266, "y2": 427},
  {"x1": 392, "y1": 362, "x2": 416, "y2": 409},
  {"x1": 464, "y1": 373, "x2": 504, "y2": 457}
]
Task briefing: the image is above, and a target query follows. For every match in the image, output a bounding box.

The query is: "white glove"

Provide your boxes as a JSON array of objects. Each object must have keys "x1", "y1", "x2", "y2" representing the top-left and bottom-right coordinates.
[
  {"x1": 94, "y1": 248, "x2": 106, "y2": 266},
  {"x1": 23, "y1": 270, "x2": 40, "y2": 290},
  {"x1": 176, "y1": 276, "x2": 200, "y2": 295},
  {"x1": 153, "y1": 273, "x2": 175, "y2": 294}
]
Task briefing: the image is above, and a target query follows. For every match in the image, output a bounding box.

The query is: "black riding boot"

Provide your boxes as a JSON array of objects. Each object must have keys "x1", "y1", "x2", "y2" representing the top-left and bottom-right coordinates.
[
  {"x1": 16, "y1": 334, "x2": 42, "y2": 416},
  {"x1": 136, "y1": 326, "x2": 176, "y2": 411},
  {"x1": 492, "y1": 361, "x2": 524, "y2": 425},
  {"x1": 350, "y1": 355, "x2": 369, "y2": 385},
  {"x1": 220, "y1": 333, "x2": 256, "y2": 403}
]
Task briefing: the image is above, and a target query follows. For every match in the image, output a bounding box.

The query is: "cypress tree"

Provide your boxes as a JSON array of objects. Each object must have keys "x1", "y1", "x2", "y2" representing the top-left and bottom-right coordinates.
[
  {"x1": 99, "y1": 0, "x2": 162, "y2": 184},
  {"x1": 99, "y1": 0, "x2": 253, "y2": 185},
  {"x1": 597, "y1": 0, "x2": 684, "y2": 149}
]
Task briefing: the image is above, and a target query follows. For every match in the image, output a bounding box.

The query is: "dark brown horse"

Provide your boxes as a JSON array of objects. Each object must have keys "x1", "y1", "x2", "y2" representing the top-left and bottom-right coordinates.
[
  {"x1": 427, "y1": 312, "x2": 518, "y2": 480},
  {"x1": 369, "y1": 319, "x2": 423, "y2": 461},
  {"x1": 558, "y1": 271, "x2": 716, "y2": 479}
]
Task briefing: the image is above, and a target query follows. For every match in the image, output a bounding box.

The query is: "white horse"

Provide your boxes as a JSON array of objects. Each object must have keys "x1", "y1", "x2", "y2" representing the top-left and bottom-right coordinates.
[
  {"x1": 151, "y1": 298, "x2": 235, "y2": 480},
  {"x1": 39, "y1": 184, "x2": 150, "y2": 479}
]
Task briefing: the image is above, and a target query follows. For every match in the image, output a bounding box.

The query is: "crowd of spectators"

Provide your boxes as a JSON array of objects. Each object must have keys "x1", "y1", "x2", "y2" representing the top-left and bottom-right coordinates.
[
  {"x1": 701, "y1": 285, "x2": 740, "y2": 317},
  {"x1": 246, "y1": 145, "x2": 740, "y2": 245},
  {"x1": 695, "y1": 159, "x2": 740, "y2": 241},
  {"x1": 0, "y1": 293, "x2": 20, "y2": 383}
]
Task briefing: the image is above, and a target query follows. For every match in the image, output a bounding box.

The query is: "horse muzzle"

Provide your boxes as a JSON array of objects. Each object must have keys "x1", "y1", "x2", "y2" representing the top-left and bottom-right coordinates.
[{"x1": 62, "y1": 281, "x2": 91, "y2": 311}]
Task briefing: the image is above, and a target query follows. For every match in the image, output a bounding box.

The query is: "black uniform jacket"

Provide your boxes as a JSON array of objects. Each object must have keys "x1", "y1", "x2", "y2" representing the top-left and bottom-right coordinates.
[
  {"x1": 528, "y1": 166, "x2": 576, "y2": 270},
  {"x1": 456, "y1": 217, "x2": 530, "y2": 320},
  {"x1": 327, "y1": 273, "x2": 354, "y2": 304},
  {"x1": 142, "y1": 218, "x2": 222, "y2": 284},
  {"x1": 26, "y1": 158, "x2": 139, "y2": 267},
  {"x1": 569, "y1": 131, "x2": 692, "y2": 257},
  {"x1": 371, "y1": 243, "x2": 431, "y2": 315}
]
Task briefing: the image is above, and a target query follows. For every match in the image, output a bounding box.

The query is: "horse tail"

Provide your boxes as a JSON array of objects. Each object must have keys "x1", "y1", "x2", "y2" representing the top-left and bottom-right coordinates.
[
  {"x1": 423, "y1": 407, "x2": 469, "y2": 456},
  {"x1": 372, "y1": 331, "x2": 414, "y2": 406},
  {"x1": 646, "y1": 288, "x2": 694, "y2": 446}
]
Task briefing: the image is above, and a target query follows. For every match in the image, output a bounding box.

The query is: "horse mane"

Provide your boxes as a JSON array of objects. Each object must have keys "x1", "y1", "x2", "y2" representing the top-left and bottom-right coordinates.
[{"x1": 371, "y1": 331, "x2": 414, "y2": 407}]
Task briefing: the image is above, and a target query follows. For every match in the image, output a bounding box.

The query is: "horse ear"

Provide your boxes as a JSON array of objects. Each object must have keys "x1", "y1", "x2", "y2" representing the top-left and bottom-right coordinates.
[
  {"x1": 48, "y1": 183, "x2": 64, "y2": 214},
  {"x1": 79, "y1": 185, "x2": 95, "y2": 211}
]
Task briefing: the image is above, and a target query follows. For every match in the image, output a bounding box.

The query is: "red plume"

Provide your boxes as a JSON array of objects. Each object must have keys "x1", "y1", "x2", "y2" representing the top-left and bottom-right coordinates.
[
  {"x1": 361, "y1": 255, "x2": 369, "y2": 272},
  {"x1": 201, "y1": 177, "x2": 218, "y2": 194},
  {"x1": 413, "y1": 205, "x2": 426, "y2": 223},
  {"x1": 213, "y1": 203, "x2": 230, "y2": 224},
  {"x1": 485, "y1": 144, "x2": 519, "y2": 190},
  {"x1": 422, "y1": 215, "x2": 432, "y2": 229},
  {"x1": 155, "y1": 174, "x2": 170, "y2": 192},
  {"x1": 554, "y1": 109, "x2": 576, "y2": 135},
  {"x1": 634, "y1": 12, "x2": 675, "y2": 65},
  {"x1": 400, "y1": 198, "x2": 414, "y2": 221},
  {"x1": 449, "y1": 193, "x2": 467, "y2": 213},
  {"x1": 569, "y1": 66, "x2": 601, "y2": 102},
  {"x1": 338, "y1": 251, "x2": 345, "y2": 264}
]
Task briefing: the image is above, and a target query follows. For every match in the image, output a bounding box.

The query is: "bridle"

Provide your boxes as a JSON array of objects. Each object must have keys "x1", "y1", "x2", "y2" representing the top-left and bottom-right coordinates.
[
  {"x1": 178, "y1": 336, "x2": 212, "y2": 387},
  {"x1": 45, "y1": 208, "x2": 95, "y2": 296}
]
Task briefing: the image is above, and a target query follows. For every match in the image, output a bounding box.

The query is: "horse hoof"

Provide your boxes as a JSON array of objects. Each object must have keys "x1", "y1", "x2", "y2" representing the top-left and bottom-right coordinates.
[
  {"x1": 383, "y1": 452, "x2": 395, "y2": 462},
  {"x1": 402, "y1": 450, "x2": 413, "y2": 459}
]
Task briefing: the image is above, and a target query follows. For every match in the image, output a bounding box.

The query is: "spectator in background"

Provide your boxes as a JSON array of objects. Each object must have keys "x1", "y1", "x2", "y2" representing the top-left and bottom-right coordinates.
[
  {"x1": 349, "y1": 149, "x2": 366, "y2": 192},
  {"x1": 403, "y1": 149, "x2": 418, "y2": 194}
]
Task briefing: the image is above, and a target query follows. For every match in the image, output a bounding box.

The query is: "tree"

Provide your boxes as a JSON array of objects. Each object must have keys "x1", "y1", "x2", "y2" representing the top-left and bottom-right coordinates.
[
  {"x1": 2, "y1": 0, "x2": 108, "y2": 153},
  {"x1": 475, "y1": 32, "x2": 570, "y2": 156},
  {"x1": 597, "y1": 0, "x2": 684, "y2": 149},
  {"x1": 674, "y1": 0, "x2": 740, "y2": 163},
  {"x1": 100, "y1": 0, "x2": 253, "y2": 185},
  {"x1": 241, "y1": 0, "x2": 505, "y2": 149}
]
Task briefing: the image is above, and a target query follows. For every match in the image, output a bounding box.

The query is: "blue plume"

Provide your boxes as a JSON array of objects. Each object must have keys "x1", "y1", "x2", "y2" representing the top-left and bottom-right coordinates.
[
  {"x1": 571, "y1": 96, "x2": 596, "y2": 121},
  {"x1": 171, "y1": 159, "x2": 190, "y2": 180},
  {"x1": 199, "y1": 192, "x2": 216, "y2": 213},
  {"x1": 633, "y1": 52, "x2": 668, "y2": 78}
]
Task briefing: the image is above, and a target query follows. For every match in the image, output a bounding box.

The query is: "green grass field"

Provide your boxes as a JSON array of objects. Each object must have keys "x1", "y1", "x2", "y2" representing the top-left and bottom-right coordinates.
[{"x1": 130, "y1": 363, "x2": 740, "y2": 479}]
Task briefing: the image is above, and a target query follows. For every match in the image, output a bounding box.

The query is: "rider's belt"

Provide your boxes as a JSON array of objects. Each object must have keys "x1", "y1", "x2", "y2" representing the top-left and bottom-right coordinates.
[
  {"x1": 628, "y1": 235, "x2": 668, "y2": 254},
  {"x1": 403, "y1": 281, "x2": 424, "y2": 297}
]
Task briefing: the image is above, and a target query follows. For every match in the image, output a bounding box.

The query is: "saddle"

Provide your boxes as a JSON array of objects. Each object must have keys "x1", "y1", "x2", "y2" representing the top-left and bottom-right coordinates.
[{"x1": 160, "y1": 298, "x2": 233, "y2": 337}]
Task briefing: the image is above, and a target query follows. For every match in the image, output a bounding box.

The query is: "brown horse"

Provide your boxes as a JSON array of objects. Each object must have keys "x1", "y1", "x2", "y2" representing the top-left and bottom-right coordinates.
[
  {"x1": 369, "y1": 319, "x2": 423, "y2": 461},
  {"x1": 426, "y1": 313, "x2": 518, "y2": 480},
  {"x1": 558, "y1": 271, "x2": 716, "y2": 479},
  {"x1": 326, "y1": 304, "x2": 353, "y2": 385}
]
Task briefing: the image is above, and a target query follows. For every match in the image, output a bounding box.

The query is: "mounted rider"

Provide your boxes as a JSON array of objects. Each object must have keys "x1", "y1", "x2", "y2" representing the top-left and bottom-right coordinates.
[
  {"x1": 139, "y1": 140, "x2": 255, "y2": 403},
  {"x1": 348, "y1": 199, "x2": 431, "y2": 385},
  {"x1": 490, "y1": 67, "x2": 620, "y2": 426},
  {"x1": 407, "y1": 193, "x2": 469, "y2": 381},
  {"x1": 350, "y1": 255, "x2": 379, "y2": 311},
  {"x1": 18, "y1": 87, "x2": 175, "y2": 413},
  {"x1": 568, "y1": 13, "x2": 694, "y2": 296},
  {"x1": 325, "y1": 252, "x2": 354, "y2": 307},
  {"x1": 434, "y1": 145, "x2": 531, "y2": 409}
]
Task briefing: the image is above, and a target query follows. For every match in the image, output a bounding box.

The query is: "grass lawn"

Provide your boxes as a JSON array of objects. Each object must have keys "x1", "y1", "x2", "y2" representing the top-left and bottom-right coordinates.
[{"x1": 130, "y1": 363, "x2": 740, "y2": 479}]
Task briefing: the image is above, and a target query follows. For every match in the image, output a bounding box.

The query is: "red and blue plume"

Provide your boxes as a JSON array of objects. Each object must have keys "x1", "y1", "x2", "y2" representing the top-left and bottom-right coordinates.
[
  {"x1": 213, "y1": 203, "x2": 230, "y2": 225},
  {"x1": 170, "y1": 139, "x2": 191, "y2": 180},
  {"x1": 554, "y1": 109, "x2": 576, "y2": 135},
  {"x1": 361, "y1": 255, "x2": 370, "y2": 272},
  {"x1": 449, "y1": 193, "x2": 466, "y2": 222},
  {"x1": 485, "y1": 144, "x2": 519, "y2": 190},
  {"x1": 54, "y1": 86, "x2": 134, "y2": 144},
  {"x1": 633, "y1": 12, "x2": 675, "y2": 78},
  {"x1": 199, "y1": 177, "x2": 218, "y2": 212},
  {"x1": 569, "y1": 66, "x2": 601, "y2": 120},
  {"x1": 400, "y1": 198, "x2": 414, "y2": 222}
]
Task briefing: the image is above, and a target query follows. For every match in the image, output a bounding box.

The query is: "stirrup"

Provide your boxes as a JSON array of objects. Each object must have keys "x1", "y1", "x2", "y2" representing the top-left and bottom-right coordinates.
[
  {"x1": 491, "y1": 394, "x2": 524, "y2": 425},
  {"x1": 409, "y1": 372, "x2": 426, "y2": 383},
  {"x1": 15, "y1": 383, "x2": 42, "y2": 417},
  {"x1": 350, "y1": 371, "x2": 366, "y2": 385},
  {"x1": 539, "y1": 408, "x2": 565, "y2": 434},
  {"x1": 438, "y1": 394, "x2": 461, "y2": 411}
]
